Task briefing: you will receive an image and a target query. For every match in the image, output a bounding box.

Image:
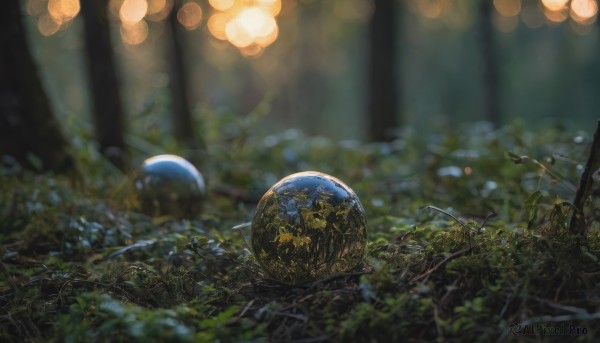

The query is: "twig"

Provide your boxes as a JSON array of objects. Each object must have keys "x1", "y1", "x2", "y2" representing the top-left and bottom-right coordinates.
[
  {"x1": 235, "y1": 299, "x2": 255, "y2": 321},
  {"x1": 518, "y1": 312, "x2": 600, "y2": 327},
  {"x1": 232, "y1": 222, "x2": 252, "y2": 251},
  {"x1": 409, "y1": 248, "x2": 470, "y2": 284},
  {"x1": 569, "y1": 120, "x2": 600, "y2": 234},
  {"x1": 530, "y1": 158, "x2": 577, "y2": 193},
  {"x1": 274, "y1": 311, "x2": 308, "y2": 322},
  {"x1": 421, "y1": 205, "x2": 474, "y2": 249},
  {"x1": 421, "y1": 205, "x2": 468, "y2": 229},
  {"x1": 531, "y1": 296, "x2": 592, "y2": 316},
  {"x1": 305, "y1": 270, "x2": 372, "y2": 291},
  {"x1": 478, "y1": 211, "x2": 497, "y2": 233}
]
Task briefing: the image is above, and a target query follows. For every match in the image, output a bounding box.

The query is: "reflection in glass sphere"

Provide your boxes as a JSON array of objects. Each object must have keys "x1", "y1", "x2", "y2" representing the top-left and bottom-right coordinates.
[
  {"x1": 251, "y1": 171, "x2": 368, "y2": 285},
  {"x1": 134, "y1": 155, "x2": 205, "y2": 219}
]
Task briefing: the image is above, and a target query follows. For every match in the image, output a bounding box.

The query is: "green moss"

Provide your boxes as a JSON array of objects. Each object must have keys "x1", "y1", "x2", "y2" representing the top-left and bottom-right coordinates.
[{"x1": 2, "y1": 123, "x2": 600, "y2": 341}]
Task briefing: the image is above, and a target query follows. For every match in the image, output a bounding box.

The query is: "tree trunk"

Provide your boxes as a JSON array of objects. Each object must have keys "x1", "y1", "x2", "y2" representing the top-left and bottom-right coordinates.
[
  {"x1": 569, "y1": 120, "x2": 600, "y2": 234},
  {"x1": 479, "y1": 0, "x2": 500, "y2": 126},
  {"x1": 80, "y1": 0, "x2": 128, "y2": 170},
  {"x1": 0, "y1": 0, "x2": 76, "y2": 173},
  {"x1": 367, "y1": 0, "x2": 399, "y2": 142},
  {"x1": 166, "y1": 0, "x2": 199, "y2": 149}
]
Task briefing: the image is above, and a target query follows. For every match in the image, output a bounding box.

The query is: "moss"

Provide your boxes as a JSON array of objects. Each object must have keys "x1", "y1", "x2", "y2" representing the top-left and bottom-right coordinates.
[{"x1": 2, "y1": 123, "x2": 600, "y2": 342}]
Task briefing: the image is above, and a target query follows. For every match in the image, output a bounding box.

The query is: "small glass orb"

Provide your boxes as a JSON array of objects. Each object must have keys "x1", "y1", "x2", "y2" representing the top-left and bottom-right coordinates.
[
  {"x1": 251, "y1": 171, "x2": 368, "y2": 285},
  {"x1": 134, "y1": 155, "x2": 205, "y2": 219}
]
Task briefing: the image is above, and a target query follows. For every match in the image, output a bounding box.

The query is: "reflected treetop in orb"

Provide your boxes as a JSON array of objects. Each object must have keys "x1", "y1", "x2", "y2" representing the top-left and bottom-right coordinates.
[{"x1": 251, "y1": 171, "x2": 368, "y2": 285}]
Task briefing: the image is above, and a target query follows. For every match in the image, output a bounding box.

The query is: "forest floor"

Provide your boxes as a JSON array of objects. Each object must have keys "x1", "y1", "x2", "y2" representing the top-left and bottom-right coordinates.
[{"x1": 2, "y1": 120, "x2": 600, "y2": 342}]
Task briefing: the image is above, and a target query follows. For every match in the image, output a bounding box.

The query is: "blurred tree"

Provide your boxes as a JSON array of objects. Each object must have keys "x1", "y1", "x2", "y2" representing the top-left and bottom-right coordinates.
[
  {"x1": 367, "y1": 0, "x2": 399, "y2": 141},
  {"x1": 478, "y1": 0, "x2": 500, "y2": 126},
  {"x1": 166, "y1": 0, "x2": 203, "y2": 151},
  {"x1": 0, "y1": 1, "x2": 76, "y2": 173},
  {"x1": 80, "y1": 0, "x2": 128, "y2": 170},
  {"x1": 294, "y1": 3, "x2": 327, "y2": 136}
]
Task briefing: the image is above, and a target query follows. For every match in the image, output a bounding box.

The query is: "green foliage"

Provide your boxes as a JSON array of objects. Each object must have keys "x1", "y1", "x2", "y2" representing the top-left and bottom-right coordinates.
[{"x1": 2, "y1": 121, "x2": 600, "y2": 342}]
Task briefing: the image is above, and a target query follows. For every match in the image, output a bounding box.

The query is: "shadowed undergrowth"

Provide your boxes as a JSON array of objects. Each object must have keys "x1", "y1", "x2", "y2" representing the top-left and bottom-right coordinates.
[{"x1": 1, "y1": 121, "x2": 600, "y2": 342}]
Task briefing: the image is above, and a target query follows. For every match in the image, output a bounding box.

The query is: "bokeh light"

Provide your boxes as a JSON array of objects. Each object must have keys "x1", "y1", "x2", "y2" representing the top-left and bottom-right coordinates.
[
  {"x1": 541, "y1": 0, "x2": 570, "y2": 11},
  {"x1": 256, "y1": 0, "x2": 281, "y2": 16},
  {"x1": 177, "y1": 1, "x2": 203, "y2": 30},
  {"x1": 26, "y1": 0, "x2": 47, "y2": 16},
  {"x1": 493, "y1": 0, "x2": 521, "y2": 17},
  {"x1": 120, "y1": 19, "x2": 149, "y2": 45},
  {"x1": 226, "y1": 7, "x2": 277, "y2": 47},
  {"x1": 47, "y1": 0, "x2": 80, "y2": 23},
  {"x1": 254, "y1": 23, "x2": 278, "y2": 46},
  {"x1": 146, "y1": 0, "x2": 172, "y2": 21},
  {"x1": 208, "y1": 12, "x2": 230, "y2": 40},
  {"x1": 117, "y1": 0, "x2": 151, "y2": 45},
  {"x1": 209, "y1": 0, "x2": 234, "y2": 12},
  {"x1": 240, "y1": 43, "x2": 264, "y2": 58},
  {"x1": 109, "y1": 0, "x2": 125, "y2": 19},
  {"x1": 570, "y1": 0, "x2": 598, "y2": 24},
  {"x1": 120, "y1": 0, "x2": 148, "y2": 25},
  {"x1": 208, "y1": 0, "x2": 282, "y2": 56},
  {"x1": 27, "y1": 0, "x2": 597, "y2": 56},
  {"x1": 544, "y1": 6, "x2": 569, "y2": 23},
  {"x1": 416, "y1": 0, "x2": 447, "y2": 19},
  {"x1": 409, "y1": 0, "x2": 472, "y2": 29},
  {"x1": 226, "y1": 19, "x2": 255, "y2": 47},
  {"x1": 37, "y1": 12, "x2": 62, "y2": 36},
  {"x1": 28, "y1": 0, "x2": 80, "y2": 36}
]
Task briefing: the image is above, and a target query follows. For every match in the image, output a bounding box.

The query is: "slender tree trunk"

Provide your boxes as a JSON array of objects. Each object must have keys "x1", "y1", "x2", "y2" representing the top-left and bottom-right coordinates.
[
  {"x1": 80, "y1": 0, "x2": 128, "y2": 170},
  {"x1": 479, "y1": 0, "x2": 500, "y2": 126},
  {"x1": 0, "y1": 0, "x2": 76, "y2": 173},
  {"x1": 367, "y1": 0, "x2": 398, "y2": 142},
  {"x1": 166, "y1": 0, "x2": 199, "y2": 149},
  {"x1": 569, "y1": 121, "x2": 600, "y2": 234},
  {"x1": 291, "y1": 2, "x2": 326, "y2": 136}
]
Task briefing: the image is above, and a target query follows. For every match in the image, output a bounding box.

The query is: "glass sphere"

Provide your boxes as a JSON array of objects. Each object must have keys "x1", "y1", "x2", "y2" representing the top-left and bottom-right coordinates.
[
  {"x1": 134, "y1": 155, "x2": 205, "y2": 219},
  {"x1": 251, "y1": 171, "x2": 368, "y2": 285}
]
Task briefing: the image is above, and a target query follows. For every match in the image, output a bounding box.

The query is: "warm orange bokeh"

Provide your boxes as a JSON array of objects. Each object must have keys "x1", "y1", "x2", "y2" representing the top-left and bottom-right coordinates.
[
  {"x1": 47, "y1": 0, "x2": 80, "y2": 23},
  {"x1": 26, "y1": 0, "x2": 47, "y2": 16},
  {"x1": 493, "y1": 0, "x2": 521, "y2": 17},
  {"x1": 120, "y1": 19, "x2": 149, "y2": 45},
  {"x1": 256, "y1": 0, "x2": 282, "y2": 17},
  {"x1": 208, "y1": 12, "x2": 231, "y2": 40},
  {"x1": 118, "y1": 0, "x2": 149, "y2": 45},
  {"x1": 209, "y1": 0, "x2": 235, "y2": 12},
  {"x1": 208, "y1": 0, "x2": 282, "y2": 56},
  {"x1": 28, "y1": 0, "x2": 80, "y2": 36},
  {"x1": 177, "y1": 2, "x2": 203, "y2": 30},
  {"x1": 226, "y1": 7, "x2": 276, "y2": 47},
  {"x1": 120, "y1": 0, "x2": 148, "y2": 25},
  {"x1": 570, "y1": 0, "x2": 598, "y2": 23},
  {"x1": 146, "y1": 0, "x2": 172, "y2": 21},
  {"x1": 541, "y1": 0, "x2": 570, "y2": 11},
  {"x1": 29, "y1": 0, "x2": 597, "y2": 43},
  {"x1": 37, "y1": 13, "x2": 62, "y2": 36},
  {"x1": 544, "y1": 7, "x2": 569, "y2": 23},
  {"x1": 416, "y1": 0, "x2": 447, "y2": 19}
]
